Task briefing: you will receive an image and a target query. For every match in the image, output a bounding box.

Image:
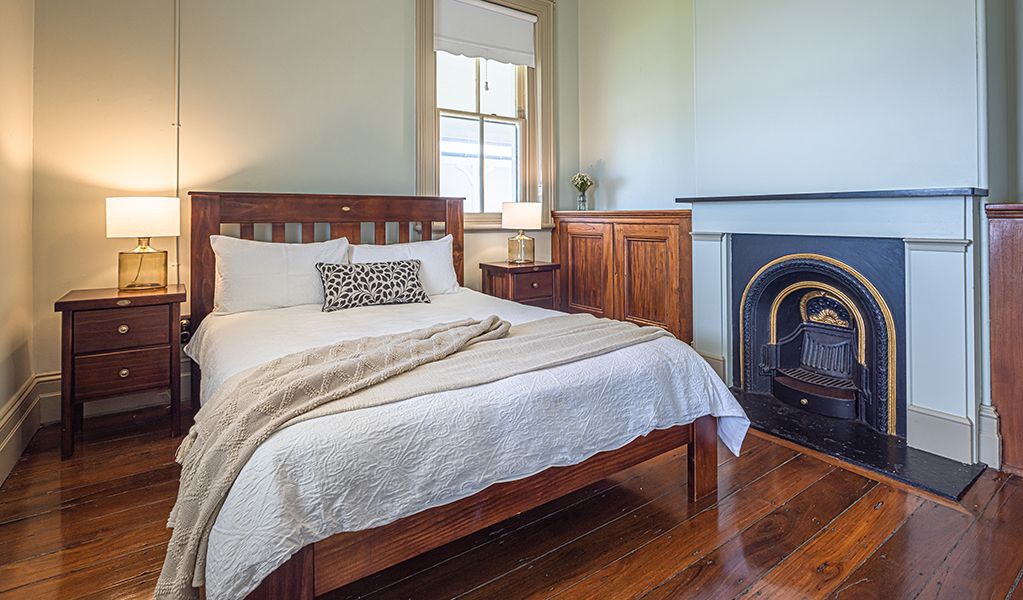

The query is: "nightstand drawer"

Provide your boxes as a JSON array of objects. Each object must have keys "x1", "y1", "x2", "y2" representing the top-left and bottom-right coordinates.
[
  {"x1": 513, "y1": 270, "x2": 554, "y2": 300},
  {"x1": 74, "y1": 346, "x2": 170, "y2": 400},
  {"x1": 73, "y1": 305, "x2": 170, "y2": 354}
]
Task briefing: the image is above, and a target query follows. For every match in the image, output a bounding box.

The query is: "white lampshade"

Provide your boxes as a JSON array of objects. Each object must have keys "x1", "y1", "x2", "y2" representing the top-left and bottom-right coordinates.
[
  {"x1": 501, "y1": 202, "x2": 542, "y2": 230},
  {"x1": 106, "y1": 197, "x2": 181, "y2": 239}
]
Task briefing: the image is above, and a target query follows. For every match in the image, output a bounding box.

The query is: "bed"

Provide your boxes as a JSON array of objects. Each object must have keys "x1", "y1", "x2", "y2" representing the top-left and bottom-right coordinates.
[{"x1": 180, "y1": 191, "x2": 749, "y2": 600}]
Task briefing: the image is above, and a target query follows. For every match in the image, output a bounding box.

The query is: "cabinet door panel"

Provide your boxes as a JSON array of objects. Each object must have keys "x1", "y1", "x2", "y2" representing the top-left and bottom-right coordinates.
[
  {"x1": 561, "y1": 222, "x2": 614, "y2": 317},
  {"x1": 614, "y1": 223, "x2": 680, "y2": 337}
]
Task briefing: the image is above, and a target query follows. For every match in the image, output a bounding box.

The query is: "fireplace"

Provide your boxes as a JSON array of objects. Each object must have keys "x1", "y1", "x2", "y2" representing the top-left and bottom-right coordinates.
[
  {"x1": 731, "y1": 235, "x2": 907, "y2": 438},
  {"x1": 684, "y1": 189, "x2": 994, "y2": 488}
]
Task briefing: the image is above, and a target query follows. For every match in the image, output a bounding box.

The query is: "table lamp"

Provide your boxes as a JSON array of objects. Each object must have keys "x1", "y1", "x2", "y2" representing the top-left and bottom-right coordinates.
[
  {"x1": 106, "y1": 196, "x2": 180, "y2": 290},
  {"x1": 502, "y1": 202, "x2": 543, "y2": 264}
]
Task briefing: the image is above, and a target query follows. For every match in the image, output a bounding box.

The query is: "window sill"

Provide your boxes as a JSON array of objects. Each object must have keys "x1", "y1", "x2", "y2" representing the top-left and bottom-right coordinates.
[{"x1": 465, "y1": 214, "x2": 554, "y2": 233}]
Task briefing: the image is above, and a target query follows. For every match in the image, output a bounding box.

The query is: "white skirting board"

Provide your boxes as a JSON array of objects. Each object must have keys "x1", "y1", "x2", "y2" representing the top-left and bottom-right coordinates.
[
  {"x1": 979, "y1": 403, "x2": 1001, "y2": 469},
  {"x1": 0, "y1": 359, "x2": 192, "y2": 486},
  {"x1": 696, "y1": 350, "x2": 727, "y2": 381},
  {"x1": 906, "y1": 404, "x2": 974, "y2": 463},
  {"x1": 0, "y1": 376, "x2": 43, "y2": 487}
]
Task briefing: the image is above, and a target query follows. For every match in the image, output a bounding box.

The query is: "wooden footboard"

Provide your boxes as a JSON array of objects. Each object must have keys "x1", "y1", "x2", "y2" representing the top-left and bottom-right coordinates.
[
  {"x1": 242, "y1": 416, "x2": 718, "y2": 600},
  {"x1": 186, "y1": 191, "x2": 715, "y2": 599}
]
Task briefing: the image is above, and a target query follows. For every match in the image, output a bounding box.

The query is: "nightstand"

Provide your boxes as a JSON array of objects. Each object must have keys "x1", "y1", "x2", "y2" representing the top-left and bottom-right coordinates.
[
  {"x1": 54, "y1": 285, "x2": 186, "y2": 459},
  {"x1": 480, "y1": 261, "x2": 560, "y2": 309}
]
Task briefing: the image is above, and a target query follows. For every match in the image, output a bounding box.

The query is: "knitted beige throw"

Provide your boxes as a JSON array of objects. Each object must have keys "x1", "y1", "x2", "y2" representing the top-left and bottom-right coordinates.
[{"x1": 156, "y1": 313, "x2": 669, "y2": 600}]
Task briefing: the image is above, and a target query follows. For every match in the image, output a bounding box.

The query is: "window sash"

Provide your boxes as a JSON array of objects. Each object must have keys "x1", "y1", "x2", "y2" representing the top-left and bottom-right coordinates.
[{"x1": 417, "y1": 0, "x2": 555, "y2": 229}]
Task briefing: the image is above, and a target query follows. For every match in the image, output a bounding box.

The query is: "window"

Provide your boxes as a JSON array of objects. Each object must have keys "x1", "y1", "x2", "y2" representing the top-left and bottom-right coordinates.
[
  {"x1": 437, "y1": 52, "x2": 525, "y2": 214},
  {"x1": 417, "y1": 0, "x2": 555, "y2": 227}
]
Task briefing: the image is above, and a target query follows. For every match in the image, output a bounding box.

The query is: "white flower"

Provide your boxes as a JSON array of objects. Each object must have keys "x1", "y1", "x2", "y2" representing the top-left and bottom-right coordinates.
[{"x1": 571, "y1": 173, "x2": 595, "y2": 192}]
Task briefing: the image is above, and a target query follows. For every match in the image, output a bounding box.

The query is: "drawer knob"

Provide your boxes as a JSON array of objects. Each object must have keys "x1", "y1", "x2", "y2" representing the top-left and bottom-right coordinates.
[
  {"x1": 118, "y1": 325, "x2": 130, "y2": 334},
  {"x1": 531, "y1": 282, "x2": 539, "y2": 288},
  {"x1": 119, "y1": 368, "x2": 130, "y2": 379}
]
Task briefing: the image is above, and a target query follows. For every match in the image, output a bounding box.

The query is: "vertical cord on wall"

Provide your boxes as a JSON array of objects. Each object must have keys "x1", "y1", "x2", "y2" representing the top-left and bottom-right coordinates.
[{"x1": 173, "y1": 0, "x2": 182, "y2": 285}]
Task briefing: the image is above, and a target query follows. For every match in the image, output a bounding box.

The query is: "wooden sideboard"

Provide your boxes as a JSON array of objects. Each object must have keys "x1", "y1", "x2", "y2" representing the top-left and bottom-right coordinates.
[
  {"x1": 988, "y1": 203, "x2": 1023, "y2": 473},
  {"x1": 551, "y1": 210, "x2": 693, "y2": 343}
]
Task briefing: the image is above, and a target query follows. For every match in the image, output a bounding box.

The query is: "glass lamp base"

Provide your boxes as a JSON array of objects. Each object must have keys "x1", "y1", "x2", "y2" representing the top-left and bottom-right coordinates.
[
  {"x1": 118, "y1": 249, "x2": 168, "y2": 290},
  {"x1": 508, "y1": 231, "x2": 535, "y2": 264}
]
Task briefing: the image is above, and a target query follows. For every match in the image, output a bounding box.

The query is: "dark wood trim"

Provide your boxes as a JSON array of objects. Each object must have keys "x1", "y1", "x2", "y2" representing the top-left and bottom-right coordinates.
[
  {"x1": 552, "y1": 210, "x2": 693, "y2": 343},
  {"x1": 551, "y1": 209, "x2": 694, "y2": 220},
  {"x1": 245, "y1": 545, "x2": 314, "y2": 600},
  {"x1": 54, "y1": 286, "x2": 185, "y2": 459},
  {"x1": 188, "y1": 192, "x2": 465, "y2": 335},
  {"x1": 676, "y1": 187, "x2": 989, "y2": 203},
  {"x1": 987, "y1": 203, "x2": 1023, "y2": 219},
  {"x1": 54, "y1": 285, "x2": 186, "y2": 313},
  {"x1": 688, "y1": 415, "x2": 718, "y2": 500},
  {"x1": 249, "y1": 419, "x2": 712, "y2": 598},
  {"x1": 987, "y1": 203, "x2": 1023, "y2": 471},
  {"x1": 184, "y1": 193, "x2": 717, "y2": 600}
]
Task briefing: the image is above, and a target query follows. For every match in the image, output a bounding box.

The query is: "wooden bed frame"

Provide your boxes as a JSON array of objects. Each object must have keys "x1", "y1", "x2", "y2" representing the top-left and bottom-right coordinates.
[{"x1": 187, "y1": 191, "x2": 718, "y2": 600}]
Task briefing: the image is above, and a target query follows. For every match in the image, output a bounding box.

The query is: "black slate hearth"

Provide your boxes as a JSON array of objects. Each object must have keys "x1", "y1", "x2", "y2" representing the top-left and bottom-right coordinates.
[{"x1": 734, "y1": 389, "x2": 985, "y2": 501}]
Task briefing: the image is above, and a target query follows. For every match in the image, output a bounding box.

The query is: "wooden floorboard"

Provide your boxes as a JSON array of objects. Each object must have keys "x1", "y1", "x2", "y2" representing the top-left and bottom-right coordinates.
[{"x1": 0, "y1": 408, "x2": 1020, "y2": 600}]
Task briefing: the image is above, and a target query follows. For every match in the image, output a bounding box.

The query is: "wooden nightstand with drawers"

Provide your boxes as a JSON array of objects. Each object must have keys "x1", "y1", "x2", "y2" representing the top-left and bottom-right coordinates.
[
  {"x1": 54, "y1": 285, "x2": 186, "y2": 459},
  {"x1": 479, "y1": 261, "x2": 560, "y2": 309}
]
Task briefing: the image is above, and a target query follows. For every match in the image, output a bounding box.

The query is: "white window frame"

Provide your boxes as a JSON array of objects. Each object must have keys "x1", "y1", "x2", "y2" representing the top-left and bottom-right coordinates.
[{"x1": 416, "y1": 0, "x2": 556, "y2": 229}]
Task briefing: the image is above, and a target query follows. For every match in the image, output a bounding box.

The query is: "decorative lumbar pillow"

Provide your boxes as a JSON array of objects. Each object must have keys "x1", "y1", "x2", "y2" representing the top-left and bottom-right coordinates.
[
  {"x1": 317, "y1": 260, "x2": 431, "y2": 311},
  {"x1": 349, "y1": 234, "x2": 459, "y2": 296},
  {"x1": 212, "y1": 235, "x2": 350, "y2": 315}
]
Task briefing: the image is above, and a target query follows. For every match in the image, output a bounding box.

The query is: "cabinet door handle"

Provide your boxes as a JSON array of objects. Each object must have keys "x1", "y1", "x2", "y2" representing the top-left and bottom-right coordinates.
[
  {"x1": 532, "y1": 282, "x2": 539, "y2": 288},
  {"x1": 119, "y1": 368, "x2": 130, "y2": 378},
  {"x1": 118, "y1": 325, "x2": 130, "y2": 334}
]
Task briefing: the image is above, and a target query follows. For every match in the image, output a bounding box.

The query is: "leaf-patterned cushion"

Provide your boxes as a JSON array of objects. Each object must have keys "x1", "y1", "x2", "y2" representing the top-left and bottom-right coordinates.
[{"x1": 316, "y1": 260, "x2": 430, "y2": 312}]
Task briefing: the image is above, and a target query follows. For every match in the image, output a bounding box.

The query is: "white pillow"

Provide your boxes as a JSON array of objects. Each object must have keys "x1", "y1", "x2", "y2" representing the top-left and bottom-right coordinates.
[
  {"x1": 349, "y1": 234, "x2": 459, "y2": 296},
  {"x1": 211, "y1": 235, "x2": 349, "y2": 314}
]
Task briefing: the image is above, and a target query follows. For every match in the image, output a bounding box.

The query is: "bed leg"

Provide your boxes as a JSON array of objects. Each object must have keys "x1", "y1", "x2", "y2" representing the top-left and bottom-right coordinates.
[
  {"x1": 688, "y1": 415, "x2": 717, "y2": 501},
  {"x1": 244, "y1": 545, "x2": 315, "y2": 600}
]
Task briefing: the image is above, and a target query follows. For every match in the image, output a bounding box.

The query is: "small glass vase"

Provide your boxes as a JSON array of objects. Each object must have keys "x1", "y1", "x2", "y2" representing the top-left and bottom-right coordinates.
[{"x1": 577, "y1": 190, "x2": 587, "y2": 211}]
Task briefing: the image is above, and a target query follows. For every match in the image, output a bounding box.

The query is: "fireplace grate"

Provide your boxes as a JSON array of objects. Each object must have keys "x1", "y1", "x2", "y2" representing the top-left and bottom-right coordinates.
[{"x1": 778, "y1": 367, "x2": 857, "y2": 390}]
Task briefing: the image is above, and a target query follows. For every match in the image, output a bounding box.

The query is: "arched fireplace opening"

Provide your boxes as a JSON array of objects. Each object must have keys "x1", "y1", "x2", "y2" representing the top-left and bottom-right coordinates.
[{"x1": 739, "y1": 252, "x2": 899, "y2": 437}]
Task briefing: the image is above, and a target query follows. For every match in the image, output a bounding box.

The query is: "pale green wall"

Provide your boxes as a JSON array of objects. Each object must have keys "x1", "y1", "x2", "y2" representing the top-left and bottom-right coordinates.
[
  {"x1": 0, "y1": 0, "x2": 36, "y2": 405},
  {"x1": 32, "y1": 0, "x2": 177, "y2": 374},
  {"x1": 987, "y1": 0, "x2": 1014, "y2": 206},
  {"x1": 574, "y1": 0, "x2": 985, "y2": 204},
  {"x1": 29, "y1": 0, "x2": 570, "y2": 374},
  {"x1": 178, "y1": 0, "x2": 416, "y2": 197},
  {"x1": 576, "y1": 0, "x2": 696, "y2": 210},
  {"x1": 555, "y1": 0, "x2": 580, "y2": 210},
  {"x1": 694, "y1": 0, "x2": 981, "y2": 196}
]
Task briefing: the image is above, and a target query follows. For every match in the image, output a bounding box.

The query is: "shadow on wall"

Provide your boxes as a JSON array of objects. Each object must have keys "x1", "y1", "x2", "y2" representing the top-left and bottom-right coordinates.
[
  {"x1": 31, "y1": 169, "x2": 179, "y2": 374},
  {"x1": 581, "y1": 159, "x2": 625, "y2": 210},
  {"x1": 0, "y1": 341, "x2": 32, "y2": 407}
]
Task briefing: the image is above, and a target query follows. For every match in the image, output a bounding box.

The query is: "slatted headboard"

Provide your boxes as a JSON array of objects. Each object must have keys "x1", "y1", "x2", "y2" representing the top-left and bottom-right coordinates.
[{"x1": 189, "y1": 190, "x2": 465, "y2": 334}]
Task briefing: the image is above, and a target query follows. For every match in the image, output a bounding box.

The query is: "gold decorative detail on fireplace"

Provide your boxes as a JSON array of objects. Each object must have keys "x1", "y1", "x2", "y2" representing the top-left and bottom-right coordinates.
[
  {"x1": 739, "y1": 253, "x2": 898, "y2": 435},
  {"x1": 800, "y1": 290, "x2": 852, "y2": 328},
  {"x1": 811, "y1": 310, "x2": 847, "y2": 327},
  {"x1": 770, "y1": 282, "x2": 866, "y2": 365}
]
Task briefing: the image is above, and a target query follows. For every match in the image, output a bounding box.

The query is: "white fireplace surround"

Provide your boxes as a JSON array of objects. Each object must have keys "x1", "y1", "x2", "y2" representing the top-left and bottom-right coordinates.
[{"x1": 690, "y1": 193, "x2": 999, "y2": 467}]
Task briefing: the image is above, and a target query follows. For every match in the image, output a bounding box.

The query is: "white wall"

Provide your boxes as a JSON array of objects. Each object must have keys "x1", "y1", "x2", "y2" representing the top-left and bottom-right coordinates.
[
  {"x1": 577, "y1": 0, "x2": 697, "y2": 209},
  {"x1": 0, "y1": 0, "x2": 36, "y2": 482},
  {"x1": 693, "y1": 0, "x2": 982, "y2": 196}
]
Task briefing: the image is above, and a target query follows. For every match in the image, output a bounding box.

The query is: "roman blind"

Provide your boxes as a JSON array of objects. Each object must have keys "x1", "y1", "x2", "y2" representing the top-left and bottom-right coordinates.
[{"x1": 434, "y1": 0, "x2": 537, "y2": 68}]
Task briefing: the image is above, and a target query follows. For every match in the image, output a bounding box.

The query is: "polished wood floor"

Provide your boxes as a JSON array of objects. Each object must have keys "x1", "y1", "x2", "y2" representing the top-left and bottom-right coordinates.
[{"x1": 2, "y1": 407, "x2": 1022, "y2": 600}]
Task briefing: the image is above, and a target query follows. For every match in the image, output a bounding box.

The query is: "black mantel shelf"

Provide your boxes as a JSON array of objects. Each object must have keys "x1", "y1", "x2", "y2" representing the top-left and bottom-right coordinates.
[{"x1": 676, "y1": 187, "x2": 989, "y2": 203}]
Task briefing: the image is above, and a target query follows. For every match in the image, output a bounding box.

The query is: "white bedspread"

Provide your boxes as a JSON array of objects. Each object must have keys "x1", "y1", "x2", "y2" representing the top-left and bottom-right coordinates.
[{"x1": 185, "y1": 289, "x2": 749, "y2": 600}]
